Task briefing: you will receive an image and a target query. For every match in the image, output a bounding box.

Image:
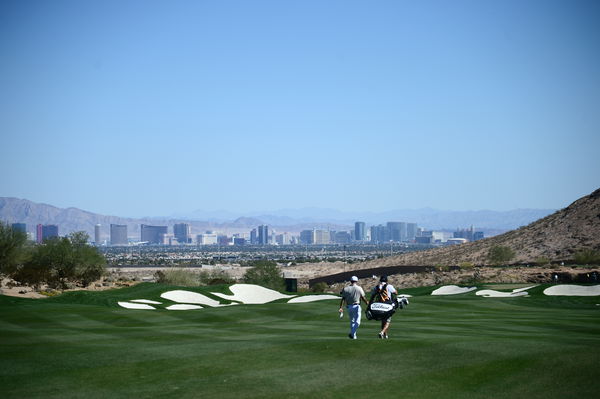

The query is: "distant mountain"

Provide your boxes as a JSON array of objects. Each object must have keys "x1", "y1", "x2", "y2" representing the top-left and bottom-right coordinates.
[
  {"x1": 349, "y1": 188, "x2": 600, "y2": 267},
  {"x1": 0, "y1": 198, "x2": 350, "y2": 239},
  {"x1": 0, "y1": 197, "x2": 555, "y2": 240},
  {"x1": 173, "y1": 207, "x2": 555, "y2": 231}
]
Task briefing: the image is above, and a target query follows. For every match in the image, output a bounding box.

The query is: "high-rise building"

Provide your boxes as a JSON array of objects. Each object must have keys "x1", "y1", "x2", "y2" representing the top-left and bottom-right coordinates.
[
  {"x1": 197, "y1": 233, "x2": 218, "y2": 245},
  {"x1": 216, "y1": 235, "x2": 229, "y2": 245},
  {"x1": 313, "y1": 229, "x2": 330, "y2": 245},
  {"x1": 275, "y1": 233, "x2": 291, "y2": 245},
  {"x1": 36, "y1": 224, "x2": 59, "y2": 243},
  {"x1": 173, "y1": 223, "x2": 191, "y2": 244},
  {"x1": 354, "y1": 222, "x2": 366, "y2": 241},
  {"x1": 110, "y1": 224, "x2": 128, "y2": 245},
  {"x1": 257, "y1": 225, "x2": 269, "y2": 245},
  {"x1": 11, "y1": 223, "x2": 26, "y2": 233},
  {"x1": 299, "y1": 230, "x2": 313, "y2": 245},
  {"x1": 370, "y1": 225, "x2": 386, "y2": 243},
  {"x1": 36, "y1": 224, "x2": 43, "y2": 243},
  {"x1": 334, "y1": 231, "x2": 352, "y2": 244},
  {"x1": 94, "y1": 224, "x2": 102, "y2": 245},
  {"x1": 387, "y1": 222, "x2": 406, "y2": 242},
  {"x1": 140, "y1": 224, "x2": 168, "y2": 244},
  {"x1": 406, "y1": 223, "x2": 418, "y2": 241}
]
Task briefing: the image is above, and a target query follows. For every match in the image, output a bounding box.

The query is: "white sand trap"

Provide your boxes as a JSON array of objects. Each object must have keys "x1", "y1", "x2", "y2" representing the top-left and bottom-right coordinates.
[
  {"x1": 161, "y1": 290, "x2": 222, "y2": 307},
  {"x1": 544, "y1": 285, "x2": 600, "y2": 296},
  {"x1": 431, "y1": 285, "x2": 477, "y2": 295},
  {"x1": 130, "y1": 299, "x2": 162, "y2": 304},
  {"x1": 288, "y1": 294, "x2": 339, "y2": 303},
  {"x1": 118, "y1": 301, "x2": 156, "y2": 310},
  {"x1": 513, "y1": 285, "x2": 538, "y2": 293},
  {"x1": 166, "y1": 304, "x2": 203, "y2": 310},
  {"x1": 211, "y1": 284, "x2": 295, "y2": 304},
  {"x1": 476, "y1": 289, "x2": 528, "y2": 298}
]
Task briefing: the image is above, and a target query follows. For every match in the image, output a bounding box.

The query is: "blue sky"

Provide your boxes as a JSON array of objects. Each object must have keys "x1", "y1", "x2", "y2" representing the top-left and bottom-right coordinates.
[{"x1": 1, "y1": 0, "x2": 599, "y2": 217}]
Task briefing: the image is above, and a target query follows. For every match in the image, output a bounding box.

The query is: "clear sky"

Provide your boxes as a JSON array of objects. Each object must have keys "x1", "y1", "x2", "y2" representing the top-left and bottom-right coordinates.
[{"x1": 1, "y1": 0, "x2": 599, "y2": 217}]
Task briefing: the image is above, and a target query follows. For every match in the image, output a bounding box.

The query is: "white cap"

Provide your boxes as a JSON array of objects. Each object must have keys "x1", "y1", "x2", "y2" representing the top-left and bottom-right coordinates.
[{"x1": 350, "y1": 276, "x2": 358, "y2": 282}]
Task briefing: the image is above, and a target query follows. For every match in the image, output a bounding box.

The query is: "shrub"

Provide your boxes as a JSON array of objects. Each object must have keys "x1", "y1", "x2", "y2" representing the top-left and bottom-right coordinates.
[
  {"x1": 199, "y1": 268, "x2": 234, "y2": 286},
  {"x1": 574, "y1": 249, "x2": 600, "y2": 265},
  {"x1": 243, "y1": 261, "x2": 284, "y2": 290},
  {"x1": 535, "y1": 256, "x2": 551, "y2": 266},
  {"x1": 488, "y1": 246, "x2": 515, "y2": 265},
  {"x1": 156, "y1": 268, "x2": 199, "y2": 286},
  {"x1": 311, "y1": 282, "x2": 328, "y2": 293},
  {"x1": 11, "y1": 232, "x2": 106, "y2": 289}
]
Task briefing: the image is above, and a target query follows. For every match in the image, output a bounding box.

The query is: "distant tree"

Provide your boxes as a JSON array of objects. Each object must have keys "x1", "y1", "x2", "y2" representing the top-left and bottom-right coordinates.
[
  {"x1": 0, "y1": 221, "x2": 29, "y2": 278},
  {"x1": 574, "y1": 249, "x2": 600, "y2": 265},
  {"x1": 12, "y1": 232, "x2": 106, "y2": 289},
  {"x1": 243, "y1": 260, "x2": 284, "y2": 290},
  {"x1": 488, "y1": 245, "x2": 515, "y2": 265}
]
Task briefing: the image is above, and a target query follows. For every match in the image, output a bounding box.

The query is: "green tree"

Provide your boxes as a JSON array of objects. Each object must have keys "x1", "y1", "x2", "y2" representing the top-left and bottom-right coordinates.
[
  {"x1": 488, "y1": 245, "x2": 515, "y2": 265},
  {"x1": 13, "y1": 232, "x2": 106, "y2": 289},
  {"x1": 0, "y1": 221, "x2": 29, "y2": 278},
  {"x1": 243, "y1": 260, "x2": 284, "y2": 290}
]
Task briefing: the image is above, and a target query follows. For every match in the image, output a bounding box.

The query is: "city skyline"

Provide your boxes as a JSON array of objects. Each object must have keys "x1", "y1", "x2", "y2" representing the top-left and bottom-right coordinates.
[{"x1": 1, "y1": 1, "x2": 599, "y2": 217}]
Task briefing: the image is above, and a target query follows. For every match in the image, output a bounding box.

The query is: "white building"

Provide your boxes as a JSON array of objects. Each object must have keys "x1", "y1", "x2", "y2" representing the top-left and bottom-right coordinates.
[{"x1": 197, "y1": 233, "x2": 218, "y2": 245}]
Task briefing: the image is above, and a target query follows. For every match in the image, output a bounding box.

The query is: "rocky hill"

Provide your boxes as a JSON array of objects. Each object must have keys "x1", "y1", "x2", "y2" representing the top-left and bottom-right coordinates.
[{"x1": 351, "y1": 188, "x2": 600, "y2": 268}]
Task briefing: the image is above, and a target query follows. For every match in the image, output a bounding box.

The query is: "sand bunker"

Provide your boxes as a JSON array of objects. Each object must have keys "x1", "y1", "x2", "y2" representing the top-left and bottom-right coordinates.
[
  {"x1": 161, "y1": 290, "x2": 222, "y2": 307},
  {"x1": 288, "y1": 294, "x2": 339, "y2": 303},
  {"x1": 166, "y1": 304, "x2": 203, "y2": 310},
  {"x1": 212, "y1": 284, "x2": 295, "y2": 304},
  {"x1": 118, "y1": 301, "x2": 156, "y2": 310},
  {"x1": 476, "y1": 289, "x2": 529, "y2": 298},
  {"x1": 130, "y1": 299, "x2": 162, "y2": 304},
  {"x1": 431, "y1": 285, "x2": 477, "y2": 295},
  {"x1": 543, "y1": 284, "x2": 600, "y2": 296}
]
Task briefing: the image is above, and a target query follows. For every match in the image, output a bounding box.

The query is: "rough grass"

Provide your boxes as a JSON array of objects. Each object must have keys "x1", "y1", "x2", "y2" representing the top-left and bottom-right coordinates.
[{"x1": 0, "y1": 283, "x2": 599, "y2": 398}]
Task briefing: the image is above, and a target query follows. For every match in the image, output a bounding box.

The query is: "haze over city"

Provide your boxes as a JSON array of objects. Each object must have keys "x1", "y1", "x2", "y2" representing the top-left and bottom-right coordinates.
[{"x1": 1, "y1": 0, "x2": 599, "y2": 218}]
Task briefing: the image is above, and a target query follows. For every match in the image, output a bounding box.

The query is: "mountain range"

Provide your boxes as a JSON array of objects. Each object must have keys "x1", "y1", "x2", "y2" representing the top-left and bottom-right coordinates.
[{"x1": 0, "y1": 197, "x2": 555, "y2": 238}]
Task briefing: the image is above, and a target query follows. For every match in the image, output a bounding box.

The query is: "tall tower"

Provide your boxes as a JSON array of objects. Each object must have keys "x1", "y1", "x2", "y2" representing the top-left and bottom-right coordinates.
[
  {"x1": 95, "y1": 224, "x2": 101, "y2": 245},
  {"x1": 36, "y1": 224, "x2": 43, "y2": 244},
  {"x1": 110, "y1": 224, "x2": 128, "y2": 245},
  {"x1": 173, "y1": 223, "x2": 191, "y2": 244},
  {"x1": 141, "y1": 224, "x2": 168, "y2": 244},
  {"x1": 258, "y1": 225, "x2": 269, "y2": 245},
  {"x1": 354, "y1": 221, "x2": 365, "y2": 241}
]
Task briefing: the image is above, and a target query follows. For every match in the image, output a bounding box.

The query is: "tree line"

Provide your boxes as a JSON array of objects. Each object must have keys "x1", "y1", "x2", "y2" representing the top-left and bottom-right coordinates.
[{"x1": 0, "y1": 222, "x2": 106, "y2": 290}]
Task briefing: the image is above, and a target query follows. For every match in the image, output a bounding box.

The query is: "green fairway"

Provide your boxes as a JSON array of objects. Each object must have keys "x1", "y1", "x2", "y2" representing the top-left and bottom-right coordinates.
[{"x1": 1, "y1": 284, "x2": 599, "y2": 399}]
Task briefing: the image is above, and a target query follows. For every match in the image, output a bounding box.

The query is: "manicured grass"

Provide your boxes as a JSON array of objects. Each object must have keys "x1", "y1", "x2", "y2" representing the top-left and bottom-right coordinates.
[{"x1": 1, "y1": 283, "x2": 599, "y2": 398}]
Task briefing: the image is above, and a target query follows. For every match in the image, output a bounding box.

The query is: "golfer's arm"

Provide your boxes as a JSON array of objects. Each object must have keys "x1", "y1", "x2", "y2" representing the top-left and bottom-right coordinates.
[{"x1": 339, "y1": 298, "x2": 345, "y2": 309}]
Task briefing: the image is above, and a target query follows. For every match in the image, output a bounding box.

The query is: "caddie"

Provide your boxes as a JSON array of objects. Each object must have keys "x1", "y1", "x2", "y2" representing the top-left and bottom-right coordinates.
[{"x1": 369, "y1": 276, "x2": 398, "y2": 339}]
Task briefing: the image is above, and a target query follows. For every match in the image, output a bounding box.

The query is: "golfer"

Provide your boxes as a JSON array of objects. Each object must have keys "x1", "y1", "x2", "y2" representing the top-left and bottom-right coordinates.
[
  {"x1": 369, "y1": 276, "x2": 397, "y2": 339},
  {"x1": 339, "y1": 275, "x2": 369, "y2": 339}
]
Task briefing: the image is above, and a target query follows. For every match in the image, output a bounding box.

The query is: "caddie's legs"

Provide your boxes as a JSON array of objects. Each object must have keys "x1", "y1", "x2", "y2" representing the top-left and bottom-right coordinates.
[{"x1": 381, "y1": 319, "x2": 391, "y2": 337}]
